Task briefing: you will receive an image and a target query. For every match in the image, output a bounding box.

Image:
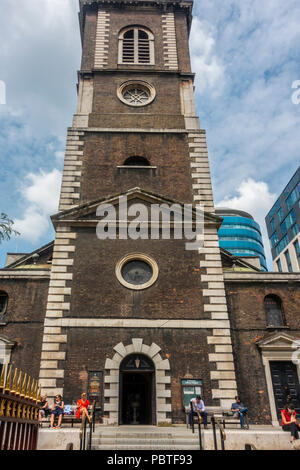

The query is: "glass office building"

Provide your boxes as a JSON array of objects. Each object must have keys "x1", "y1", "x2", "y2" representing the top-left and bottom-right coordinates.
[
  {"x1": 265, "y1": 167, "x2": 300, "y2": 272},
  {"x1": 216, "y1": 208, "x2": 267, "y2": 271}
]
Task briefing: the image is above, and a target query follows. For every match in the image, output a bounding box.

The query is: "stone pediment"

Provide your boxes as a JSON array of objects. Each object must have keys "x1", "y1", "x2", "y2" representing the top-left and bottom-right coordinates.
[
  {"x1": 51, "y1": 187, "x2": 221, "y2": 228},
  {"x1": 256, "y1": 332, "x2": 300, "y2": 351}
]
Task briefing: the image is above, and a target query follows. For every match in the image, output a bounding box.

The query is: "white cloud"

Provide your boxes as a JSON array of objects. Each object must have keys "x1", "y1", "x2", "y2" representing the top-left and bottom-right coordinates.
[
  {"x1": 0, "y1": 0, "x2": 80, "y2": 139},
  {"x1": 191, "y1": 1, "x2": 300, "y2": 205},
  {"x1": 190, "y1": 18, "x2": 225, "y2": 95},
  {"x1": 216, "y1": 179, "x2": 278, "y2": 268},
  {"x1": 14, "y1": 169, "x2": 62, "y2": 242}
]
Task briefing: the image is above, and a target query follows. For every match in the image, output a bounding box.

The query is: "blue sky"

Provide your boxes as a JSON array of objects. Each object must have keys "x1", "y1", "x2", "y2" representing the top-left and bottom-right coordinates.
[{"x1": 0, "y1": 0, "x2": 300, "y2": 268}]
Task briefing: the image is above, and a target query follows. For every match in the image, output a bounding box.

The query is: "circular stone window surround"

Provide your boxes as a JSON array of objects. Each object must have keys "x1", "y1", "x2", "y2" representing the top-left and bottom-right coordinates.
[
  {"x1": 117, "y1": 80, "x2": 156, "y2": 107},
  {"x1": 116, "y1": 253, "x2": 159, "y2": 290}
]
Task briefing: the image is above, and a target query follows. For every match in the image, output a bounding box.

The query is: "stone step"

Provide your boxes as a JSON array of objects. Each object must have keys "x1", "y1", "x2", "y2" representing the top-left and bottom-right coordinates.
[
  {"x1": 92, "y1": 438, "x2": 199, "y2": 446},
  {"x1": 93, "y1": 433, "x2": 199, "y2": 440},
  {"x1": 92, "y1": 444, "x2": 200, "y2": 450}
]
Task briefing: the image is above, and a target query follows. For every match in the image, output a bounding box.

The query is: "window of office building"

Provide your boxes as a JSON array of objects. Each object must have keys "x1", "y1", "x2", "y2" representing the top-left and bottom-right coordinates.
[
  {"x1": 284, "y1": 250, "x2": 293, "y2": 272},
  {"x1": 276, "y1": 259, "x2": 283, "y2": 272},
  {"x1": 277, "y1": 207, "x2": 284, "y2": 222},
  {"x1": 270, "y1": 218, "x2": 275, "y2": 232},
  {"x1": 271, "y1": 232, "x2": 279, "y2": 248},
  {"x1": 280, "y1": 209, "x2": 296, "y2": 235},
  {"x1": 291, "y1": 223, "x2": 299, "y2": 238},
  {"x1": 294, "y1": 240, "x2": 300, "y2": 268},
  {"x1": 286, "y1": 182, "x2": 300, "y2": 211},
  {"x1": 275, "y1": 235, "x2": 289, "y2": 257}
]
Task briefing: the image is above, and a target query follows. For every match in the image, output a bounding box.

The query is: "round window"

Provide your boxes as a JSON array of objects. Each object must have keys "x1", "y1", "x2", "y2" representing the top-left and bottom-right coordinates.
[
  {"x1": 117, "y1": 81, "x2": 156, "y2": 107},
  {"x1": 123, "y1": 87, "x2": 150, "y2": 105},
  {"x1": 116, "y1": 254, "x2": 158, "y2": 290},
  {"x1": 121, "y1": 260, "x2": 153, "y2": 286}
]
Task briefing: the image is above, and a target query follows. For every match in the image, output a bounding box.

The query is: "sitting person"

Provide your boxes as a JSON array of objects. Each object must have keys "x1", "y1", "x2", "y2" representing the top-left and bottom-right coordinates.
[
  {"x1": 189, "y1": 395, "x2": 208, "y2": 429},
  {"x1": 39, "y1": 395, "x2": 50, "y2": 425},
  {"x1": 231, "y1": 396, "x2": 248, "y2": 429},
  {"x1": 76, "y1": 393, "x2": 91, "y2": 423},
  {"x1": 281, "y1": 404, "x2": 300, "y2": 445},
  {"x1": 50, "y1": 394, "x2": 65, "y2": 430}
]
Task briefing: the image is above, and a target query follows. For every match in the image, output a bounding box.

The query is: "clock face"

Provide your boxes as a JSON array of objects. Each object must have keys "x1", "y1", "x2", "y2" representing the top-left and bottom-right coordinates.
[{"x1": 121, "y1": 260, "x2": 153, "y2": 286}]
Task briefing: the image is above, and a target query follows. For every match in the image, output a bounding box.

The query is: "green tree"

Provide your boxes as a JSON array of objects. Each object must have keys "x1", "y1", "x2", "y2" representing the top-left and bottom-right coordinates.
[{"x1": 0, "y1": 213, "x2": 20, "y2": 243}]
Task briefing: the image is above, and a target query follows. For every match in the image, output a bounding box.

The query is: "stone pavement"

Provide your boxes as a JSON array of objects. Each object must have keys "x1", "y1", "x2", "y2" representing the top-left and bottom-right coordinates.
[{"x1": 37, "y1": 425, "x2": 294, "y2": 450}]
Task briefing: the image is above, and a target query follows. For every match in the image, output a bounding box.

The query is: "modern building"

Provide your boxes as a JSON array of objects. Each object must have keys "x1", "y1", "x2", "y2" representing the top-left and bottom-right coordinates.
[
  {"x1": 0, "y1": 0, "x2": 299, "y2": 428},
  {"x1": 266, "y1": 167, "x2": 300, "y2": 272},
  {"x1": 216, "y1": 208, "x2": 267, "y2": 271}
]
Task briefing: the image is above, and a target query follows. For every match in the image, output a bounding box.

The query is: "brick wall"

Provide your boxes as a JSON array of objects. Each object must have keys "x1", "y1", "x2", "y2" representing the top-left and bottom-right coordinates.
[
  {"x1": 69, "y1": 228, "x2": 206, "y2": 319},
  {"x1": 226, "y1": 281, "x2": 300, "y2": 424},
  {"x1": 0, "y1": 278, "x2": 49, "y2": 378},
  {"x1": 80, "y1": 132, "x2": 193, "y2": 203},
  {"x1": 63, "y1": 327, "x2": 214, "y2": 422}
]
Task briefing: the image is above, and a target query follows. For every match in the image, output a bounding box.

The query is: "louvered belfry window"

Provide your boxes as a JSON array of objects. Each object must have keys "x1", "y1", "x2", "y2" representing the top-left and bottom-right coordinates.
[{"x1": 119, "y1": 27, "x2": 154, "y2": 65}]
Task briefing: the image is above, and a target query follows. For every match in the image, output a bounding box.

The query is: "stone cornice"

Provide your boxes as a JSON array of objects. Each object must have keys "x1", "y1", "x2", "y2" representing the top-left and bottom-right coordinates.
[
  {"x1": 79, "y1": 0, "x2": 193, "y2": 37},
  {"x1": 0, "y1": 270, "x2": 50, "y2": 280},
  {"x1": 223, "y1": 271, "x2": 300, "y2": 283}
]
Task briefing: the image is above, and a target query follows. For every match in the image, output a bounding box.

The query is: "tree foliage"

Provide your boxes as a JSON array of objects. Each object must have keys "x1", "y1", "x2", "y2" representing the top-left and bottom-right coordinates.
[{"x1": 0, "y1": 213, "x2": 20, "y2": 243}]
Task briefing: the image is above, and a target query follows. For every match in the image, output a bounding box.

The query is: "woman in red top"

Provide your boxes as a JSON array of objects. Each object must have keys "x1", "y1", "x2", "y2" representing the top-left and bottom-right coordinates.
[
  {"x1": 281, "y1": 404, "x2": 299, "y2": 443},
  {"x1": 76, "y1": 393, "x2": 91, "y2": 423}
]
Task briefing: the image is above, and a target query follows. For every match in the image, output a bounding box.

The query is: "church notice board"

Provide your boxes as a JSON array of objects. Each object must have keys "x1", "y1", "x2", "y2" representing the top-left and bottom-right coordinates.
[
  {"x1": 88, "y1": 371, "x2": 103, "y2": 405},
  {"x1": 181, "y1": 379, "x2": 203, "y2": 408}
]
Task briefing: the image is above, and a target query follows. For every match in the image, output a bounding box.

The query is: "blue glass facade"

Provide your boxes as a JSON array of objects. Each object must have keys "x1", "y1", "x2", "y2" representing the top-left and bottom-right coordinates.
[
  {"x1": 265, "y1": 167, "x2": 300, "y2": 261},
  {"x1": 216, "y1": 210, "x2": 267, "y2": 271}
]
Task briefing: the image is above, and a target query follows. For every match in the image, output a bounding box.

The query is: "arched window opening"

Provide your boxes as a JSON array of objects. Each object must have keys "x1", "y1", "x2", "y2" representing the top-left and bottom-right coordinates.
[
  {"x1": 264, "y1": 294, "x2": 284, "y2": 327},
  {"x1": 123, "y1": 156, "x2": 150, "y2": 167},
  {"x1": 119, "y1": 27, "x2": 155, "y2": 65},
  {"x1": 0, "y1": 291, "x2": 8, "y2": 316}
]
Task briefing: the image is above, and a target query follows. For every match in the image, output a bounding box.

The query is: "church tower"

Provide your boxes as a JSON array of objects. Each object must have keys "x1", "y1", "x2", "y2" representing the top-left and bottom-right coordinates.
[{"x1": 39, "y1": 0, "x2": 237, "y2": 425}]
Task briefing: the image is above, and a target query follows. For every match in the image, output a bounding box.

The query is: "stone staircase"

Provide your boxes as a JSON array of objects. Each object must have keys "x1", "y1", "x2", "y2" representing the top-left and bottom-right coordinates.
[{"x1": 91, "y1": 426, "x2": 200, "y2": 450}]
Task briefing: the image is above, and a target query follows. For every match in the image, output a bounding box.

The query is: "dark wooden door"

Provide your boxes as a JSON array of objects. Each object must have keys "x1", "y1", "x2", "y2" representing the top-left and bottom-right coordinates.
[{"x1": 270, "y1": 361, "x2": 300, "y2": 419}]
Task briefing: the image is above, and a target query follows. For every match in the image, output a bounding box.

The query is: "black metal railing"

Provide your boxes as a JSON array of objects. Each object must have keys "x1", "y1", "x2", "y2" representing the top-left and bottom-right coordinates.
[
  {"x1": 211, "y1": 416, "x2": 226, "y2": 450},
  {"x1": 189, "y1": 402, "x2": 204, "y2": 450},
  {"x1": 79, "y1": 401, "x2": 96, "y2": 451}
]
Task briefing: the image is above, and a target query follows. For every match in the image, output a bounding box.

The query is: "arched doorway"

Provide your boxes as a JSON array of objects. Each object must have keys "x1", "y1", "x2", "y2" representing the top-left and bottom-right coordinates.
[{"x1": 119, "y1": 354, "x2": 156, "y2": 425}]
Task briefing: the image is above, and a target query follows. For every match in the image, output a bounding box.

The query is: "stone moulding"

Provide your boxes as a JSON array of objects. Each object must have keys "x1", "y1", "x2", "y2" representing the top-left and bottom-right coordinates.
[{"x1": 104, "y1": 338, "x2": 171, "y2": 425}]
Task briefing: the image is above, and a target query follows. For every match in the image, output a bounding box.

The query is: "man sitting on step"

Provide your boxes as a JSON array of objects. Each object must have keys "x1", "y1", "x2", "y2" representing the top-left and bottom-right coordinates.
[
  {"x1": 189, "y1": 395, "x2": 208, "y2": 429},
  {"x1": 231, "y1": 396, "x2": 249, "y2": 429}
]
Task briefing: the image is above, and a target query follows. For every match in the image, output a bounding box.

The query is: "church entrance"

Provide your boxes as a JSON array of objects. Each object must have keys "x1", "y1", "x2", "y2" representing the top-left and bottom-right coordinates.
[
  {"x1": 270, "y1": 361, "x2": 300, "y2": 419},
  {"x1": 119, "y1": 354, "x2": 156, "y2": 425}
]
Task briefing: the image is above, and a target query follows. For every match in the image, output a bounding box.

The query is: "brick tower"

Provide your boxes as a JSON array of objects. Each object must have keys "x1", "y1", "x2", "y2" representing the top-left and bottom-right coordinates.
[{"x1": 39, "y1": 0, "x2": 237, "y2": 425}]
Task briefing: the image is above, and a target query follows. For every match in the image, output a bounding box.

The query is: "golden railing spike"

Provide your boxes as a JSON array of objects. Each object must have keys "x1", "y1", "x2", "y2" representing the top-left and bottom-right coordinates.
[
  {"x1": 21, "y1": 373, "x2": 27, "y2": 398},
  {"x1": 30, "y1": 379, "x2": 35, "y2": 400},
  {"x1": 4, "y1": 365, "x2": 12, "y2": 392},
  {"x1": 16, "y1": 370, "x2": 22, "y2": 396},
  {"x1": 11, "y1": 368, "x2": 18, "y2": 394},
  {"x1": 34, "y1": 381, "x2": 38, "y2": 401},
  {"x1": 37, "y1": 385, "x2": 42, "y2": 403},
  {"x1": 25, "y1": 376, "x2": 31, "y2": 399},
  {"x1": 32, "y1": 379, "x2": 36, "y2": 401},
  {"x1": 0, "y1": 363, "x2": 6, "y2": 389}
]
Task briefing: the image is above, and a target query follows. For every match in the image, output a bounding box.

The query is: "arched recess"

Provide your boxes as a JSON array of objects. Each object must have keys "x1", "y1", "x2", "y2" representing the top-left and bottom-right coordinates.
[
  {"x1": 104, "y1": 338, "x2": 171, "y2": 425},
  {"x1": 123, "y1": 156, "x2": 150, "y2": 167},
  {"x1": 264, "y1": 294, "x2": 284, "y2": 327}
]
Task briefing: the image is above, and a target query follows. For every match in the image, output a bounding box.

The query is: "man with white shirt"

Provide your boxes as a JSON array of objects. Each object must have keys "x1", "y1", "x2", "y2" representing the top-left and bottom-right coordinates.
[{"x1": 189, "y1": 395, "x2": 208, "y2": 429}]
